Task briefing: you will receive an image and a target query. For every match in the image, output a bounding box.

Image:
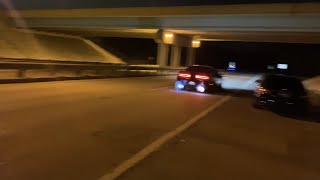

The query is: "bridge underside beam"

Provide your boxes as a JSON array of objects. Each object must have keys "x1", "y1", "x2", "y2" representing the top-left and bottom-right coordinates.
[
  {"x1": 33, "y1": 27, "x2": 320, "y2": 44},
  {"x1": 8, "y1": 3, "x2": 320, "y2": 17},
  {"x1": 33, "y1": 28, "x2": 158, "y2": 39},
  {"x1": 19, "y1": 14, "x2": 320, "y2": 33},
  {"x1": 171, "y1": 30, "x2": 320, "y2": 44}
]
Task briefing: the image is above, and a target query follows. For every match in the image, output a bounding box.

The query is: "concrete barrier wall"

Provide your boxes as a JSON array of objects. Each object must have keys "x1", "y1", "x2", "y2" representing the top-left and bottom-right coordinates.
[
  {"x1": 0, "y1": 14, "x2": 124, "y2": 64},
  {"x1": 0, "y1": 61, "x2": 182, "y2": 84}
]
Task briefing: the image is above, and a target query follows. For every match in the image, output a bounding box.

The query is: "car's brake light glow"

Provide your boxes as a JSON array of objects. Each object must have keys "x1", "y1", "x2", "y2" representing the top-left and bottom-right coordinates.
[
  {"x1": 257, "y1": 87, "x2": 268, "y2": 94},
  {"x1": 195, "y1": 75, "x2": 210, "y2": 80},
  {"x1": 178, "y1": 73, "x2": 191, "y2": 79}
]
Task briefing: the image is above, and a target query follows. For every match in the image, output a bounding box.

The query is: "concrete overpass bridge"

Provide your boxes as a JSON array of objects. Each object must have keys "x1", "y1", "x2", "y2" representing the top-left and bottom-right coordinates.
[{"x1": 5, "y1": 2, "x2": 320, "y2": 67}]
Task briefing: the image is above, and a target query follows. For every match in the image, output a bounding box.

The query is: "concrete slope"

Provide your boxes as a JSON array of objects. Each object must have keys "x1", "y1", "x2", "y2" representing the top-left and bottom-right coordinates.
[{"x1": 0, "y1": 14, "x2": 124, "y2": 64}]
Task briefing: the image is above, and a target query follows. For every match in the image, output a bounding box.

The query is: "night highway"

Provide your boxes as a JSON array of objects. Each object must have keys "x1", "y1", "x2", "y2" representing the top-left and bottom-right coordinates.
[
  {"x1": 0, "y1": 75, "x2": 319, "y2": 180},
  {"x1": 0, "y1": 0, "x2": 319, "y2": 179}
]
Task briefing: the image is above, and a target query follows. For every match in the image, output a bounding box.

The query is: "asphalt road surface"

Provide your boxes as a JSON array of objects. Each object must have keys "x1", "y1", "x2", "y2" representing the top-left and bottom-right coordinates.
[{"x1": 0, "y1": 75, "x2": 319, "y2": 180}]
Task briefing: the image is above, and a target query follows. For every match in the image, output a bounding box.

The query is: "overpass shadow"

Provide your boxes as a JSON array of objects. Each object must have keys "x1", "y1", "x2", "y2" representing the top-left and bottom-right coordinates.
[
  {"x1": 271, "y1": 105, "x2": 320, "y2": 123},
  {"x1": 278, "y1": 92, "x2": 320, "y2": 123},
  {"x1": 214, "y1": 88, "x2": 255, "y2": 98},
  {"x1": 215, "y1": 88, "x2": 320, "y2": 123}
]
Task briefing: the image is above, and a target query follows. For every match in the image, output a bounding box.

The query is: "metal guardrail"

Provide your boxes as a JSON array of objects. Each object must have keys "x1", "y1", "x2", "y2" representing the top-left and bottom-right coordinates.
[
  {"x1": 0, "y1": 58, "x2": 184, "y2": 80},
  {"x1": 0, "y1": 57, "x2": 120, "y2": 65}
]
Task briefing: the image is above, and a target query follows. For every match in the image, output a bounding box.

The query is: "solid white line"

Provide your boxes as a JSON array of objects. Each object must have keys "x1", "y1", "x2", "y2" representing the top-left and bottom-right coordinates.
[{"x1": 98, "y1": 96, "x2": 231, "y2": 180}]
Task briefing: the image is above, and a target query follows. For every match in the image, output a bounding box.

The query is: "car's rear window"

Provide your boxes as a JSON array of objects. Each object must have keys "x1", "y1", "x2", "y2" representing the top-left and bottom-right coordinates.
[
  {"x1": 186, "y1": 66, "x2": 214, "y2": 73},
  {"x1": 262, "y1": 75, "x2": 305, "y2": 92}
]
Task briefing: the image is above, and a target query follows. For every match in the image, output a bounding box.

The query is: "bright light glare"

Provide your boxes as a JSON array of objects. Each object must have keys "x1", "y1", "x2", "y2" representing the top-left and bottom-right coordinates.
[
  {"x1": 195, "y1": 75, "x2": 209, "y2": 80},
  {"x1": 175, "y1": 81, "x2": 184, "y2": 90},
  {"x1": 177, "y1": 84, "x2": 184, "y2": 89},
  {"x1": 196, "y1": 85, "x2": 206, "y2": 93},
  {"x1": 277, "y1": 64, "x2": 288, "y2": 70},
  {"x1": 192, "y1": 40, "x2": 200, "y2": 44},
  {"x1": 164, "y1": 33, "x2": 173, "y2": 38},
  {"x1": 192, "y1": 40, "x2": 201, "y2": 48},
  {"x1": 163, "y1": 33, "x2": 174, "y2": 44},
  {"x1": 228, "y1": 62, "x2": 237, "y2": 71},
  {"x1": 257, "y1": 86, "x2": 268, "y2": 94},
  {"x1": 178, "y1": 73, "x2": 191, "y2": 78}
]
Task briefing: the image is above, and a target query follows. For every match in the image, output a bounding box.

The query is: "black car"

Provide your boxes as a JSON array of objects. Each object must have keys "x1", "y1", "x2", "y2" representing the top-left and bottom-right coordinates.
[
  {"x1": 175, "y1": 65, "x2": 222, "y2": 93},
  {"x1": 254, "y1": 74, "x2": 309, "y2": 113}
]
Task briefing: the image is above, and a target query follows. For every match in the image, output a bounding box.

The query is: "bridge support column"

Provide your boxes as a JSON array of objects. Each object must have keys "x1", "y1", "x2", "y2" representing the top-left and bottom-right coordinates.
[
  {"x1": 186, "y1": 47, "x2": 196, "y2": 66},
  {"x1": 157, "y1": 43, "x2": 169, "y2": 66},
  {"x1": 170, "y1": 45, "x2": 181, "y2": 67}
]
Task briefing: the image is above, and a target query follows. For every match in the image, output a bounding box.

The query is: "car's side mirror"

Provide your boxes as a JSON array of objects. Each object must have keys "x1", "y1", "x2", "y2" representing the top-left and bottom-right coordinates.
[{"x1": 255, "y1": 79, "x2": 262, "y2": 83}]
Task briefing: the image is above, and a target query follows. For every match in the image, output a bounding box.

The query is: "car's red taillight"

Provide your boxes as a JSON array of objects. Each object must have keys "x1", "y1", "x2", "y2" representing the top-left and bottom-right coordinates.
[
  {"x1": 257, "y1": 86, "x2": 269, "y2": 94},
  {"x1": 195, "y1": 74, "x2": 210, "y2": 80},
  {"x1": 178, "y1": 73, "x2": 191, "y2": 79}
]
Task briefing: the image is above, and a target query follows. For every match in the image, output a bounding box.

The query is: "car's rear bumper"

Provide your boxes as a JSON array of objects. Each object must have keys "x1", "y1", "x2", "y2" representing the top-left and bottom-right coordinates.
[{"x1": 175, "y1": 80, "x2": 213, "y2": 91}]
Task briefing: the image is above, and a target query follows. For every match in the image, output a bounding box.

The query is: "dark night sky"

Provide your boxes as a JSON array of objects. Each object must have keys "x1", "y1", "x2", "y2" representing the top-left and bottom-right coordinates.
[
  {"x1": 98, "y1": 38, "x2": 320, "y2": 76},
  {"x1": 3, "y1": 0, "x2": 320, "y2": 10},
  {"x1": 196, "y1": 41, "x2": 320, "y2": 76}
]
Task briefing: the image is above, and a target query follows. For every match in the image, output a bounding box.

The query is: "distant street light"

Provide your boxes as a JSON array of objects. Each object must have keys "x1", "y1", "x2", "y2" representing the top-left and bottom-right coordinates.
[
  {"x1": 192, "y1": 40, "x2": 201, "y2": 48},
  {"x1": 163, "y1": 32, "x2": 174, "y2": 44}
]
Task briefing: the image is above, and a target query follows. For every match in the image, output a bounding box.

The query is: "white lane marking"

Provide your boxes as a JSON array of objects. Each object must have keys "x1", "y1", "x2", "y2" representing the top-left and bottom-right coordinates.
[{"x1": 98, "y1": 96, "x2": 231, "y2": 180}]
